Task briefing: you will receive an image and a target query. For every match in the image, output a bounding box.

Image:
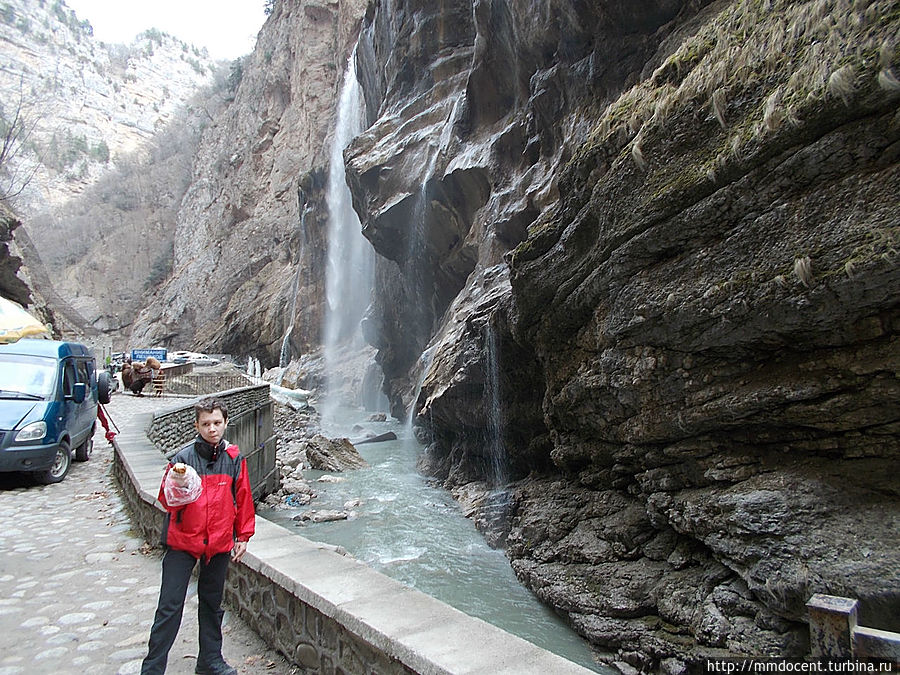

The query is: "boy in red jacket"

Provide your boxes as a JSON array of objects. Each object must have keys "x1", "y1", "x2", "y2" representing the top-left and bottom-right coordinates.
[{"x1": 141, "y1": 397, "x2": 255, "y2": 675}]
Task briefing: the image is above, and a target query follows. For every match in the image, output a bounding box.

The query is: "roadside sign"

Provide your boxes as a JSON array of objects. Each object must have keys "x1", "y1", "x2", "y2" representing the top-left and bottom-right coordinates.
[{"x1": 131, "y1": 348, "x2": 167, "y2": 362}]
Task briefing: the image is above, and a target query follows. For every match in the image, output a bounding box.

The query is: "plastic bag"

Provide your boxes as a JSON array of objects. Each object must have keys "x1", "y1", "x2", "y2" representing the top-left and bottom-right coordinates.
[{"x1": 163, "y1": 462, "x2": 202, "y2": 506}]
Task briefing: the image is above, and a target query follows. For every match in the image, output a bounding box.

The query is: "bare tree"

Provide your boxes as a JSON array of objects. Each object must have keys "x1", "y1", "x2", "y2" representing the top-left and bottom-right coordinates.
[{"x1": 0, "y1": 76, "x2": 41, "y2": 203}]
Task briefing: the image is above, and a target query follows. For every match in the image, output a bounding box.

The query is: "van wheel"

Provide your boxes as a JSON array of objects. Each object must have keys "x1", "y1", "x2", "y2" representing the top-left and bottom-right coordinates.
[
  {"x1": 35, "y1": 440, "x2": 71, "y2": 484},
  {"x1": 75, "y1": 429, "x2": 94, "y2": 462}
]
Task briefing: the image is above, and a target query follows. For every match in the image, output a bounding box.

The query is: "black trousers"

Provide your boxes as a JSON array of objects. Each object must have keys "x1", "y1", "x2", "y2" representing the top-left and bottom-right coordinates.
[{"x1": 141, "y1": 548, "x2": 230, "y2": 674}]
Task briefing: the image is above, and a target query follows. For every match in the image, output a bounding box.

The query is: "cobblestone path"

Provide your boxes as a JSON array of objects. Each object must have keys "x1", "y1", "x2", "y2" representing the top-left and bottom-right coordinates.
[{"x1": 0, "y1": 393, "x2": 294, "y2": 674}]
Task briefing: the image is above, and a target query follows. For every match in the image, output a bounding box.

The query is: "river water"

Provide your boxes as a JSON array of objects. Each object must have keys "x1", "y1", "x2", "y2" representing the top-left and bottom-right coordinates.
[{"x1": 261, "y1": 406, "x2": 606, "y2": 672}]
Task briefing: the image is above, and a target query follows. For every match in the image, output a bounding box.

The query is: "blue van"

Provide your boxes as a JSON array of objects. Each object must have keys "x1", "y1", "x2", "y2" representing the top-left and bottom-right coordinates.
[{"x1": 0, "y1": 339, "x2": 111, "y2": 484}]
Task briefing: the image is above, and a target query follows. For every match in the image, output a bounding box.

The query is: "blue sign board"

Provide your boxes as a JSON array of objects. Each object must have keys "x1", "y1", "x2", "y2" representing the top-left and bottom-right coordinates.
[{"x1": 131, "y1": 348, "x2": 167, "y2": 362}]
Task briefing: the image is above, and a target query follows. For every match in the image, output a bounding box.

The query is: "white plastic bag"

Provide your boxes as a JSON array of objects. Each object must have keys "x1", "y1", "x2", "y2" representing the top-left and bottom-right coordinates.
[{"x1": 164, "y1": 462, "x2": 202, "y2": 506}]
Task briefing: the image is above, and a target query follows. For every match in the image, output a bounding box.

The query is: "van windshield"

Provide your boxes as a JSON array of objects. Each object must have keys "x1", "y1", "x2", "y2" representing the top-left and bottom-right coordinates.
[{"x1": 0, "y1": 354, "x2": 57, "y2": 399}]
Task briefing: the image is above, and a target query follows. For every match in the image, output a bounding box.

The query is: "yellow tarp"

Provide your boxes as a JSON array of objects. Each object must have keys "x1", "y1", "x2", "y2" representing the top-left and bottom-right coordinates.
[{"x1": 0, "y1": 297, "x2": 49, "y2": 343}]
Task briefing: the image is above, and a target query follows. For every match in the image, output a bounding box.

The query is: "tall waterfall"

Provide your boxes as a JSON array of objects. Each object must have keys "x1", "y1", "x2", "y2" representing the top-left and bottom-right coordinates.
[{"x1": 322, "y1": 48, "x2": 374, "y2": 422}]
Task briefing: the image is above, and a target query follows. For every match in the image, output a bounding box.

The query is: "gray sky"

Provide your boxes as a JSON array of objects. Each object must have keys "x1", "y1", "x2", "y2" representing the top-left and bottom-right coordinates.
[{"x1": 64, "y1": 0, "x2": 267, "y2": 60}]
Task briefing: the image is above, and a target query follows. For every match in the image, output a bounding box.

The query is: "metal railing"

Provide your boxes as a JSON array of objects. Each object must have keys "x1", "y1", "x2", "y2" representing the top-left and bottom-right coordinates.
[
  {"x1": 227, "y1": 397, "x2": 278, "y2": 499},
  {"x1": 163, "y1": 372, "x2": 254, "y2": 396},
  {"x1": 807, "y1": 594, "x2": 900, "y2": 662}
]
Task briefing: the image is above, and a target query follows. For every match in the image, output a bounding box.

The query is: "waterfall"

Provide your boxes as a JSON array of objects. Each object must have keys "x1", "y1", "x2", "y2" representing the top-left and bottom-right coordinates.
[
  {"x1": 405, "y1": 92, "x2": 463, "y2": 284},
  {"x1": 403, "y1": 345, "x2": 436, "y2": 448},
  {"x1": 322, "y1": 46, "x2": 375, "y2": 422},
  {"x1": 483, "y1": 322, "x2": 508, "y2": 486},
  {"x1": 279, "y1": 188, "x2": 309, "y2": 369},
  {"x1": 246, "y1": 356, "x2": 262, "y2": 381}
]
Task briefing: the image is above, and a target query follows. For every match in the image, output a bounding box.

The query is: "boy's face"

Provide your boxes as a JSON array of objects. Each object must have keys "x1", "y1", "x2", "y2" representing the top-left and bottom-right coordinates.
[{"x1": 195, "y1": 409, "x2": 227, "y2": 446}]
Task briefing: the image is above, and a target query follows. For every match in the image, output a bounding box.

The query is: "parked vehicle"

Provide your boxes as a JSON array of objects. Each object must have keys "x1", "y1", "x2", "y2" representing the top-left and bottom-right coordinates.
[
  {"x1": 0, "y1": 339, "x2": 111, "y2": 484},
  {"x1": 169, "y1": 350, "x2": 219, "y2": 366}
]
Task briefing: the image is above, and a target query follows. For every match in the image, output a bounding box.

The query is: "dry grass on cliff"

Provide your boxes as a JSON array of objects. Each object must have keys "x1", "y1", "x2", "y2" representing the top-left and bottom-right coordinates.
[{"x1": 584, "y1": 0, "x2": 900, "y2": 174}]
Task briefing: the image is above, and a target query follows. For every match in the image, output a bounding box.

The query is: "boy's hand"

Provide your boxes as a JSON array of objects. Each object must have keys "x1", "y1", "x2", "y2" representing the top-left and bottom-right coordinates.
[{"x1": 232, "y1": 540, "x2": 247, "y2": 563}]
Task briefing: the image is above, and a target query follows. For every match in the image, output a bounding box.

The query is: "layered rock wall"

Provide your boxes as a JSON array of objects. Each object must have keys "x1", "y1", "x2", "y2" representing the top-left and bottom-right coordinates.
[{"x1": 346, "y1": 0, "x2": 900, "y2": 669}]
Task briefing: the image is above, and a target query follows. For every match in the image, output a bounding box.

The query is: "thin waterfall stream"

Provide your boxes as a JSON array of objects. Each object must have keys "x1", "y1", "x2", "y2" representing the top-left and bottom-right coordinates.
[
  {"x1": 484, "y1": 321, "x2": 509, "y2": 486},
  {"x1": 279, "y1": 191, "x2": 309, "y2": 368}
]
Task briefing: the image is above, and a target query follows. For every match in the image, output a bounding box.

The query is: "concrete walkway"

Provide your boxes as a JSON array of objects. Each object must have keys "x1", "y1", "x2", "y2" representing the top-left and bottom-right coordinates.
[{"x1": 0, "y1": 392, "x2": 295, "y2": 675}]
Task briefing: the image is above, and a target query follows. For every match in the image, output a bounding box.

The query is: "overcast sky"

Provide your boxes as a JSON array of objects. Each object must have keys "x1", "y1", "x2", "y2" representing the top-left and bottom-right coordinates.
[{"x1": 64, "y1": 0, "x2": 268, "y2": 61}]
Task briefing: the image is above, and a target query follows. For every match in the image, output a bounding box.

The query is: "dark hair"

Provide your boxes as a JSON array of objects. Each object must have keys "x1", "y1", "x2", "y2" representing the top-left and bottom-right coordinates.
[{"x1": 194, "y1": 397, "x2": 228, "y2": 422}]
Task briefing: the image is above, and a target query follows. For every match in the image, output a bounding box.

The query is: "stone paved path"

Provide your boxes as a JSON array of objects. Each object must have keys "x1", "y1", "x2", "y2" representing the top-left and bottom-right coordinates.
[{"x1": 0, "y1": 392, "x2": 295, "y2": 675}]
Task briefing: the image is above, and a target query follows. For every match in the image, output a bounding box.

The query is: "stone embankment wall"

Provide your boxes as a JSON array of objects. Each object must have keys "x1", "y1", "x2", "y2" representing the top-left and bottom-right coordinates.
[
  {"x1": 145, "y1": 384, "x2": 278, "y2": 498},
  {"x1": 113, "y1": 387, "x2": 598, "y2": 674},
  {"x1": 145, "y1": 384, "x2": 270, "y2": 451}
]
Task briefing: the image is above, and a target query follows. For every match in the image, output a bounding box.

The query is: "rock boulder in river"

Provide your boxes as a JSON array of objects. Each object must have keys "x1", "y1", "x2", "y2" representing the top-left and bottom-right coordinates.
[{"x1": 304, "y1": 434, "x2": 370, "y2": 472}]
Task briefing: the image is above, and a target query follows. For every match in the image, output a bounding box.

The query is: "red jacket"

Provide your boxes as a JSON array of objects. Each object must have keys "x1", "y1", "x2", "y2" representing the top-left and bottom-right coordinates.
[{"x1": 158, "y1": 438, "x2": 255, "y2": 560}]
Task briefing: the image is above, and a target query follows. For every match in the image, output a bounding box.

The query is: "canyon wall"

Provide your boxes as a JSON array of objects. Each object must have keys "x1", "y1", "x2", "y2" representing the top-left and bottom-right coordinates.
[
  {"x1": 346, "y1": 0, "x2": 900, "y2": 670},
  {"x1": 129, "y1": 0, "x2": 368, "y2": 364},
  {"x1": 115, "y1": 0, "x2": 898, "y2": 669},
  {"x1": 0, "y1": 0, "x2": 223, "y2": 335}
]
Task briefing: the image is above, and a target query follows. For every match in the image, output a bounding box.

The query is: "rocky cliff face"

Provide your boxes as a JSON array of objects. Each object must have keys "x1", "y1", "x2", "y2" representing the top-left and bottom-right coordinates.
[
  {"x1": 0, "y1": 0, "x2": 221, "y2": 335},
  {"x1": 0, "y1": 0, "x2": 218, "y2": 212},
  {"x1": 0, "y1": 204, "x2": 61, "y2": 333},
  {"x1": 346, "y1": 0, "x2": 900, "y2": 669},
  {"x1": 107, "y1": 0, "x2": 897, "y2": 668},
  {"x1": 128, "y1": 0, "x2": 368, "y2": 363}
]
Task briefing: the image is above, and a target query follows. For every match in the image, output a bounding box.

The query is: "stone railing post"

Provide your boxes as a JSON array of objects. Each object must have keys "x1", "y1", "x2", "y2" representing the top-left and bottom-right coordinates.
[{"x1": 807, "y1": 593, "x2": 858, "y2": 658}]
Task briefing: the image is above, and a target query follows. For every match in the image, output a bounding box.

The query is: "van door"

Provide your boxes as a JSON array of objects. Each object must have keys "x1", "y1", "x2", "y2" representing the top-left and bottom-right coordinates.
[
  {"x1": 74, "y1": 358, "x2": 95, "y2": 442},
  {"x1": 59, "y1": 358, "x2": 78, "y2": 446}
]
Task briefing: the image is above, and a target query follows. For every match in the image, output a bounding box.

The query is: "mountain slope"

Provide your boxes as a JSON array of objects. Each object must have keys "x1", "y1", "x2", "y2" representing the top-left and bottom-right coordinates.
[{"x1": 0, "y1": 0, "x2": 223, "y2": 333}]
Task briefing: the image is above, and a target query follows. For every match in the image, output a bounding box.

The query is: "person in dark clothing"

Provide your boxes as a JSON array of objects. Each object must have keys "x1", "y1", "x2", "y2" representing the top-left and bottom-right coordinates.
[{"x1": 140, "y1": 397, "x2": 255, "y2": 675}]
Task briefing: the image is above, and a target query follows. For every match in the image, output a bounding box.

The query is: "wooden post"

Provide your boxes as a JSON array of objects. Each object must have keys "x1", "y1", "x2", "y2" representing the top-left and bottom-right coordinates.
[{"x1": 807, "y1": 594, "x2": 858, "y2": 658}]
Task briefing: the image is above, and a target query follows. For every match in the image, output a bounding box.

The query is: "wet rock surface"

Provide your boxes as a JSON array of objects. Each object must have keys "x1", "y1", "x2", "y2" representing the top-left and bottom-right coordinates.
[{"x1": 345, "y1": 0, "x2": 900, "y2": 669}]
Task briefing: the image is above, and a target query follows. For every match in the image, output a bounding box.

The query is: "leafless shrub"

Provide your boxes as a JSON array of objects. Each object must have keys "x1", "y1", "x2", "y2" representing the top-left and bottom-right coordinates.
[
  {"x1": 793, "y1": 256, "x2": 814, "y2": 287},
  {"x1": 711, "y1": 89, "x2": 727, "y2": 129},
  {"x1": 0, "y1": 76, "x2": 42, "y2": 202},
  {"x1": 827, "y1": 64, "x2": 857, "y2": 105}
]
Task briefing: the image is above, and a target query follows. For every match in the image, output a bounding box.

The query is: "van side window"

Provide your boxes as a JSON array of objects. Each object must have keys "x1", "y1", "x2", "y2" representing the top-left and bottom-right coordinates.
[
  {"x1": 77, "y1": 360, "x2": 91, "y2": 386},
  {"x1": 62, "y1": 362, "x2": 76, "y2": 397}
]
